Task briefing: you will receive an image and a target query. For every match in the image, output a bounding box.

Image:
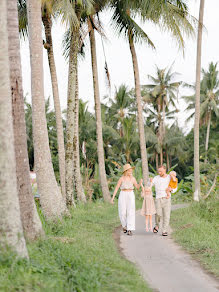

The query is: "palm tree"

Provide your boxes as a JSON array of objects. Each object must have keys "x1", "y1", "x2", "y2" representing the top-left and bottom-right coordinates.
[
  {"x1": 121, "y1": 116, "x2": 139, "y2": 162},
  {"x1": 145, "y1": 104, "x2": 177, "y2": 166},
  {"x1": 18, "y1": 0, "x2": 66, "y2": 198},
  {"x1": 88, "y1": 14, "x2": 111, "y2": 201},
  {"x1": 108, "y1": 84, "x2": 133, "y2": 137},
  {"x1": 42, "y1": 2, "x2": 66, "y2": 198},
  {"x1": 60, "y1": 0, "x2": 93, "y2": 206},
  {"x1": 201, "y1": 62, "x2": 219, "y2": 162},
  {"x1": 193, "y1": 0, "x2": 205, "y2": 201},
  {"x1": 7, "y1": 0, "x2": 43, "y2": 239},
  {"x1": 143, "y1": 65, "x2": 181, "y2": 164},
  {"x1": 0, "y1": 0, "x2": 28, "y2": 258},
  {"x1": 110, "y1": 0, "x2": 195, "y2": 184},
  {"x1": 27, "y1": 0, "x2": 67, "y2": 217},
  {"x1": 183, "y1": 63, "x2": 219, "y2": 163}
]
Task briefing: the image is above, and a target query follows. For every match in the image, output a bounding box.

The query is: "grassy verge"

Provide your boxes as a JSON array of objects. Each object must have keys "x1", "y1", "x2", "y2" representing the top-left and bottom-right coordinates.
[
  {"x1": 0, "y1": 200, "x2": 150, "y2": 292},
  {"x1": 171, "y1": 198, "x2": 219, "y2": 277}
]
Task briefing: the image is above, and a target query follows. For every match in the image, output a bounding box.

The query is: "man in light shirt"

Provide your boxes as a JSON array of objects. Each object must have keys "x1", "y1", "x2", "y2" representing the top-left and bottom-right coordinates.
[{"x1": 152, "y1": 165, "x2": 177, "y2": 236}]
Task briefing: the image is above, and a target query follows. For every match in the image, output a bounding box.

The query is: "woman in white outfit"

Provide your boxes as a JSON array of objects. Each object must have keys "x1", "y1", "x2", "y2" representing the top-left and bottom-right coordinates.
[{"x1": 111, "y1": 164, "x2": 141, "y2": 236}]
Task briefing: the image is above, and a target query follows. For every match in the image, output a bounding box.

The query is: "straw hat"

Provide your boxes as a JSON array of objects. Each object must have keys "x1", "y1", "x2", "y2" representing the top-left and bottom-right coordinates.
[{"x1": 122, "y1": 163, "x2": 135, "y2": 173}]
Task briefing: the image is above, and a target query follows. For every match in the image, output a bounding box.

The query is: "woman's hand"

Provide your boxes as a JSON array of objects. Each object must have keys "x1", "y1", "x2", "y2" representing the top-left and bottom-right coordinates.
[{"x1": 110, "y1": 198, "x2": 114, "y2": 205}]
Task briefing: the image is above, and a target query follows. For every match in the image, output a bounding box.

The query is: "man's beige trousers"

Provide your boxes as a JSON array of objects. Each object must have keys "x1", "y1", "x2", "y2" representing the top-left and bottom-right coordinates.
[{"x1": 155, "y1": 197, "x2": 171, "y2": 233}]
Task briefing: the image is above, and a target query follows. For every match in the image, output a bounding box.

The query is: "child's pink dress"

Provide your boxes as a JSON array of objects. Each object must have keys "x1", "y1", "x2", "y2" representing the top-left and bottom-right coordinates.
[{"x1": 141, "y1": 188, "x2": 156, "y2": 216}]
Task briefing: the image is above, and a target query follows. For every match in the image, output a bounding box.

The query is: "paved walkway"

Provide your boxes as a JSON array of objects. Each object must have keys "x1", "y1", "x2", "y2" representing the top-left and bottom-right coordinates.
[{"x1": 119, "y1": 204, "x2": 219, "y2": 292}]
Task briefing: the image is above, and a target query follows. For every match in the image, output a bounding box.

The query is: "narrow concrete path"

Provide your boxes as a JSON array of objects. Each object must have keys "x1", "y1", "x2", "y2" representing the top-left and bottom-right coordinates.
[{"x1": 120, "y1": 204, "x2": 219, "y2": 292}]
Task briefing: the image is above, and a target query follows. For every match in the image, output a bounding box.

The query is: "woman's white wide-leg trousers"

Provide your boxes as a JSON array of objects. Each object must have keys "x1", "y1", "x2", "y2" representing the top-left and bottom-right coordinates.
[{"x1": 118, "y1": 191, "x2": 135, "y2": 230}]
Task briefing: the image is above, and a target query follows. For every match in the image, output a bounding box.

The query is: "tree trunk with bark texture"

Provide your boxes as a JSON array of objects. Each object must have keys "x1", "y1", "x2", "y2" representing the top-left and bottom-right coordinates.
[
  {"x1": 42, "y1": 13, "x2": 66, "y2": 198},
  {"x1": 160, "y1": 148, "x2": 163, "y2": 165},
  {"x1": 194, "y1": 0, "x2": 205, "y2": 201},
  {"x1": 72, "y1": 74, "x2": 86, "y2": 202},
  {"x1": 128, "y1": 31, "x2": 149, "y2": 184},
  {"x1": 7, "y1": 0, "x2": 43, "y2": 241},
  {"x1": 0, "y1": 0, "x2": 28, "y2": 258},
  {"x1": 65, "y1": 29, "x2": 79, "y2": 206},
  {"x1": 89, "y1": 17, "x2": 110, "y2": 202},
  {"x1": 204, "y1": 110, "x2": 211, "y2": 163},
  {"x1": 27, "y1": 0, "x2": 67, "y2": 218}
]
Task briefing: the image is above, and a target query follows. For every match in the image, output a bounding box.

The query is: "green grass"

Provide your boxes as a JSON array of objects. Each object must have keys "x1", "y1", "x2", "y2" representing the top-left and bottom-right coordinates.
[
  {"x1": 171, "y1": 198, "x2": 219, "y2": 277},
  {"x1": 0, "y1": 199, "x2": 150, "y2": 292}
]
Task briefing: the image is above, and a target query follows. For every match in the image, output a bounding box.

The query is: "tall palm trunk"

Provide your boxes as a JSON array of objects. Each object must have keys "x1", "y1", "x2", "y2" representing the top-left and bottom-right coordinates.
[
  {"x1": 88, "y1": 17, "x2": 110, "y2": 201},
  {"x1": 194, "y1": 0, "x2": 205, "y2": 201},
  {"x1": 42, "y1": 13, "x2": 66, "y2": 197},
  {"x1": 204, "y1": 110, "x2": 211, "y2": 163},
  {"x1": 128, "y1": 31, "x2": 149, "y2": 184},
  {"x1": 66, "y1": 22, "x2": 86, "y2": 205},
  {"x1": 72, "y1": 74, "x2": 86, "y2": 202},
  {"x1": 160, "y1": 148, "x2": 163, "y2": 165},
  {"x1": 27, "y1": 0, "x2": 67, "y2": 218},
  {"x1": 0, "y1": 0, "x2": 28, "y2": 257},
  {"x1": 7, "y1": 0, "x2": 43, "y2": 239}
]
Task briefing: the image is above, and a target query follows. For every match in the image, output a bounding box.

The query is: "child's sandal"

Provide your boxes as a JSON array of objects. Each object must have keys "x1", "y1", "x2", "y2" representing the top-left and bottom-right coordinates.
[{"x1": 127, "y1": 230, "x2": 132, "y2": 236}]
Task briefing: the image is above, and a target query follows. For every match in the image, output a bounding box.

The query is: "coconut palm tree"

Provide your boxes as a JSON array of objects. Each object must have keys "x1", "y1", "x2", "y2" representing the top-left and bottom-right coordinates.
[
  {"x1": 27, "y1": 0, "x2": 67, "y2": 217},
  {"x1": 193, "y1": 0, "x2": 205, "y2": 201},
  {"x1": 108, "y1": 84, "x2": 133, "y2": 137},
  {"x1": 42, "y1": 2, "x2": 66, "y2": 198},
  {"x1": 0, "y1": 0, "x2": 28, "y2": 257},
  {"x1": 145, "y1": 104, "x2": 177, "y2": 165},
  {"x1": 183, "y1": 63, "x2": 219, "y2": 164},
  {"x1": 57, "y1": 0, "x2": 93, "y2": 206},
  {"x1": 88, "y1": 14, "x2": 111, "y2": 202},
  {"x1": 18, "y1": 0, "x2": 66, "y2": 198},
  {"x1": 7, "y1": 0, "x2": 43, "y2": 239},
  {"x1": 201, "y1": 62, "x2": 219, "y2": 162},
  {"x1": 143, "y1": 65, "x2": 181, "y2": 163},
  {"x1": 110, "y1": 0, "x2": 195, "y2": 184},
  {"x1": 121, "y1": 116, "x2": 139, "y2": 162}
]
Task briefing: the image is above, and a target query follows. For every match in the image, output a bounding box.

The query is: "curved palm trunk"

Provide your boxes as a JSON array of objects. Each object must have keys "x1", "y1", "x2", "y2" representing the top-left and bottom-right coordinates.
[
  {"x1": 89, "y1": 18, "x2": 110, "y2": 202},
  {"x1": 0, "y1": 0, "x2": 28, "y2": 257},
  {"x1": 27, "y1": 0, "x2": 67, "y2": 218},
  {"x1": 204, "y1": 110, "x2": 211, "y2": 163},
  {"x1": 194, "y1": 0, "x2": 205, "y2": 201},
  {"x1": 73, "y1": 74, "x2": 86, "y2": 202},
  {"x1": 7, "y1": 0, "x2": 43, "y2": 239},
  {"x1": 128, "y1": 31, "x2": 149, "y2": 184},
  {"x1": 42, "y1": 13, "x2": 66, "y2": 198}
]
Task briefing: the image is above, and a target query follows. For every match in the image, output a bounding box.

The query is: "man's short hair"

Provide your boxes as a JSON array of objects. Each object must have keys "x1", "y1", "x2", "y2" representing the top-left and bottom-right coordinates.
[{"x1": 158, "y1": 164, "x2": 166, "y2": 169}]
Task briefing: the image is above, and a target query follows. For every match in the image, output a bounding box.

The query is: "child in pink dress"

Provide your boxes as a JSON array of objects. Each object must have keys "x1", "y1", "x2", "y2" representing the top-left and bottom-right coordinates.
[{"x1": 140, "y1": 179, "x2": 156, "y2": 232}]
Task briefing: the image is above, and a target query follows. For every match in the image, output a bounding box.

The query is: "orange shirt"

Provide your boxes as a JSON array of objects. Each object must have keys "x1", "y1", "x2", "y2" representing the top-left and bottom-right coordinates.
[{"x1": 169, "y1": 178, "x2": 178, "y2": 189}]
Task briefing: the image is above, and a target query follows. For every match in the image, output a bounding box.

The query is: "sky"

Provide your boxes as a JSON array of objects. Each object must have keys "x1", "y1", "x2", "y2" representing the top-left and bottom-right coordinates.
[{"x1": 20, "y1": 1, "x2": 219, "y2": 133}]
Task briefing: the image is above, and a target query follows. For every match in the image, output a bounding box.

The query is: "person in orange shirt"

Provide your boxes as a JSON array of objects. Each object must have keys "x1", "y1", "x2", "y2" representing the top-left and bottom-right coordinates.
[{"x1": 166, "y1": 171, "x2": 178, "y2": 199}]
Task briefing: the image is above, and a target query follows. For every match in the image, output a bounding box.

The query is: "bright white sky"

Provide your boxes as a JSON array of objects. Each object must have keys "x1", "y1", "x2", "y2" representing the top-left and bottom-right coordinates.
[{"x1": 20, "y1": 1, "x2": 219, "y2": 133}]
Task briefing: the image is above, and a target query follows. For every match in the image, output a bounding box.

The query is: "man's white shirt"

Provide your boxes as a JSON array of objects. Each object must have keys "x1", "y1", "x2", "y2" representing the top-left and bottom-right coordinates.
[{"x1": 152, "y1": 175, "x2": 177, "y2": 199}]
